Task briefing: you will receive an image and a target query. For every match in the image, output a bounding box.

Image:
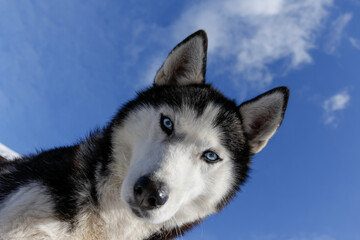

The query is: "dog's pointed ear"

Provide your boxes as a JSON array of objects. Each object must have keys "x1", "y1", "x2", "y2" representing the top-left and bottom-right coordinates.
[
  {"x1": 239, "y1": 87, "x2": 289, "y2": 154},
  {"x1": 154, "y1": 30, "x2": 208, "y2": 86}
]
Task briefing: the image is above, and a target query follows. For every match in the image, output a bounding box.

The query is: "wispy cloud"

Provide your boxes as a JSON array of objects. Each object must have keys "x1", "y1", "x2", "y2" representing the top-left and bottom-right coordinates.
[
  {"x1": 166, "y1": 0, "x2": 333, "y2": 86},
  {"x1": 324, "y1": 13, "x2": 353, "y2": 54},
  {"x1": 349, "y1": 37, "x2": 360, "y2": 50},
  {"x1": 323, "y1": 90, "x2": 350, "y2": 126}
]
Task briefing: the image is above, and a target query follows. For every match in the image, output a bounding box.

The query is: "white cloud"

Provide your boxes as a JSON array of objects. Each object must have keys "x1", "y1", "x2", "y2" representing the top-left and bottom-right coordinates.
[
  {"x1": 349, "y1": 37, "x2": 360, "y2": 50},
  {"x1": 167, "y1": 0, "x2": 333, "y2": 86},
  {"x1": 324, "y1": 13, "x2": 353, "y2": 54},
  {"x1": 138, "y1": 55, "x2": 165, "y2": 87},
  {"x1": 323, "y1": 90, "x2": 350, "y2": 126}
]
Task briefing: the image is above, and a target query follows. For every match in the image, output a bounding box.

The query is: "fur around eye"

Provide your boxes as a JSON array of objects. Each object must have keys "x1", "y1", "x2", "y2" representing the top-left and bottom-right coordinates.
[
  {"x1": 160, "y1": 115, "x2": 173, "y2": 135},
  {"x1": 202, "y1": 151, "x2": 221, "y2": 163}
]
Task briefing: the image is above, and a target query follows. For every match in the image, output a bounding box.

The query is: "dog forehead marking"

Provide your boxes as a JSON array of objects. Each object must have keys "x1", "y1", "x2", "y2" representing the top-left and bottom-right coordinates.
[{"x1": 175, "y1": 103, "x2": 232, "y2": 157}]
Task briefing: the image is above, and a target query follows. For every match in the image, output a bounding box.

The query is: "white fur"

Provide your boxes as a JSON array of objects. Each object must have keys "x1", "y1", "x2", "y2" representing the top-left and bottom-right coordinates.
[
  {"x1": 0, "y1": 143, "x2": 21, "y2": 160},
  {"x1": 0, "y1": 30, "x2": 287, "y2": 240},
  {"x1": 0, "y1": 182, "x2": 69, "y2": 240},
  {"x1": 0, "y1": 103, "x2": 239, "y2": 240},
  {"x1": 112, "y1": 103, "x2": 236, "y2": 228}
]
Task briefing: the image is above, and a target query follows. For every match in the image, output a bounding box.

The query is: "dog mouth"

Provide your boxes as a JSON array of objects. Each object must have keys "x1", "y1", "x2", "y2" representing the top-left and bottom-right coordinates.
[
  {"x1": 131, "y1": 207, "x2": 145, "y2": 218},
  {"x1": 128, "y1": 202, "x2": 151, "y2": 219}
]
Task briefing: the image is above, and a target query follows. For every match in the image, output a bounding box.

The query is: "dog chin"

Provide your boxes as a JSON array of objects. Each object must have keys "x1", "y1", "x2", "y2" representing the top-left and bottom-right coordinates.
[{"x1": 127, "y1": 202, "x2": 173, "y2": 224}]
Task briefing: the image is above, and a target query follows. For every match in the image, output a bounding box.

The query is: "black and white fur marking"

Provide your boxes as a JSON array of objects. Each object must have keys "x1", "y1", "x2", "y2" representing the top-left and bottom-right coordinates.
[{"x1": 0, "y1": 30, "x2": 289, "y2": 240}]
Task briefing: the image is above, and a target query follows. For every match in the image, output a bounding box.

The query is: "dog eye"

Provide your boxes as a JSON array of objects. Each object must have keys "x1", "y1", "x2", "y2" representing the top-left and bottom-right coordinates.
[
  {"x1": 160, "y1": 115, "x2": 173, "y2": 135},
  {"x1": 202, "y1": 151, "x2": 221, "y2": 163},
  {"x1": 163, "y1": 118, "x2": 173, "y2": 129}
]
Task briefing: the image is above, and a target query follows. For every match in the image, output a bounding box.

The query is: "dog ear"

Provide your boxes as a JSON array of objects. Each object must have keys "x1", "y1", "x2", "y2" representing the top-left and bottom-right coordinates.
[
  {"x1": 154, "y1": 30, "x2": 208, "y2": 86},
  {"x1": 239, "y1": 87, "x2": 289, "y2": 154}
]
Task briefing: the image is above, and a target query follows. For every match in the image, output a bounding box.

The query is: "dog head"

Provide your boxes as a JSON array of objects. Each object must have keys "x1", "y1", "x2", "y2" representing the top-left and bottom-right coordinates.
[{"x1": 112, "y1": 30, "x2": 289, "y2": 226}]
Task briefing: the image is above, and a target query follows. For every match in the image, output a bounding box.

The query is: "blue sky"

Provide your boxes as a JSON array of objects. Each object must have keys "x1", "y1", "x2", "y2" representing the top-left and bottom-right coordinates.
[{"x1": 0, "y1": 1, "x2": 359, "y2": 239}]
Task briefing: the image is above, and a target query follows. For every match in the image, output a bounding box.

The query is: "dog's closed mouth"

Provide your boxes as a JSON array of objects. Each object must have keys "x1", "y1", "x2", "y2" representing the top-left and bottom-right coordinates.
[
  {"x1": 130, "y1": 206, "x2": 151, "y2": 218},
  {"x1": 130, "y1": 207, "x2": 143, "y2": 218},
  {"x1": 129, "y1": 201, "x2": 151, "y2": 219}
]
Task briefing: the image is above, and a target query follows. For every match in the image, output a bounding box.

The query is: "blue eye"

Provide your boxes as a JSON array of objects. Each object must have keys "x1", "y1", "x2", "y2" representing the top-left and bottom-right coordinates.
[
  {"x1": 203, "y1": 151, "x2": 220, "y2": 163},
  {"x1": 163, "y1": 118, "x2": 172, "y2": 129},
  {"x1": 160, "y1": 115, "x2": 173, "y2": 135}
]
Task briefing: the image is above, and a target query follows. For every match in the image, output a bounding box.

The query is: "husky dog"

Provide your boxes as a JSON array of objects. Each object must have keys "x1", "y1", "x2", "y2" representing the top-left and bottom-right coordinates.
[{"x1": 0, "y1": 30, "x2": 289, "y2": 240}]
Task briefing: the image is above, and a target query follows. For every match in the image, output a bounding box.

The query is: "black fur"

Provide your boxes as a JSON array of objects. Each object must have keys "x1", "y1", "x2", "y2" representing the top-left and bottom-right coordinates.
[
  {"x1": 239, "y1": 86, "x2": 289, "y2": 127},
  {"x1": 0, "y1": 146, "x2": 79, "y2": 221},
  {"x1": 0, "y1": 131, "x2": 112, "y2": 223},
  {"x1": 154, "y1": 30, "x2": 208, "y2": 85},
  {"x1": 0, "y1": 29, "x2": 288, "y2": 239},
  {"x1": 109, "y1": 83, "x2": 252, "y2": 239},
  {"x1": 0, "y1": 83, "x2": 252, "y2": 238},
  {"x1": 0, "y1": 155, "x2": 9, "y2": 164}
]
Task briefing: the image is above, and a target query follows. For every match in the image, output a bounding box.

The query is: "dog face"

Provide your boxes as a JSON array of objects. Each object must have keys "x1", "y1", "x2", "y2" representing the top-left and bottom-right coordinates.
[
  {"x1": 112, "y1": 30, "x2": 289, "y2": 226},
  {"x1": 116, "y1": 99, "x2": 243, "y2": 225}
]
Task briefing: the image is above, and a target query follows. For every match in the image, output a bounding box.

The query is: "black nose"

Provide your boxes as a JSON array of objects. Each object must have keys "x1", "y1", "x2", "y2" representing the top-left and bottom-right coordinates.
[{"x1": 133, "y1": 176, "x2": 169, "y2": 210}]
